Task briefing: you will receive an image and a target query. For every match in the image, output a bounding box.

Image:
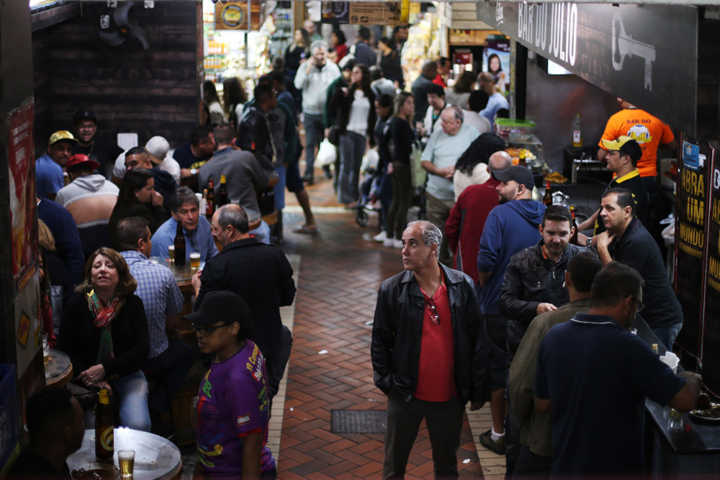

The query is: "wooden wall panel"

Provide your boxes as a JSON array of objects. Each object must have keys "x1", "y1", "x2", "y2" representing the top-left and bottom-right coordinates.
[{"x1": 32, "y1": 3, "x2": 199, "y2": 152}]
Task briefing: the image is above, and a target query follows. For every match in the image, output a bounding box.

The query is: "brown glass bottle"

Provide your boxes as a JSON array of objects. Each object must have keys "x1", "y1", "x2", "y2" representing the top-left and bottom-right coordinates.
[
  {"x1": 174, "y1": 221, "x2": 186, "y2": 267},
  {"x1": 95, "y1": 388, "x2": 114, "y2": 461},
  {"x1": 206, "y1": 180, "x2": 215, "y2": 217},
  {"x1": 217, "y1": 174, "x2": 229, "y2": 207},
  {"x1": 570, "y1": 205, "x2": 579, "y2": 244},
  {"x1": 543, "y1": 181, "x2": 552, "y2": 206}
]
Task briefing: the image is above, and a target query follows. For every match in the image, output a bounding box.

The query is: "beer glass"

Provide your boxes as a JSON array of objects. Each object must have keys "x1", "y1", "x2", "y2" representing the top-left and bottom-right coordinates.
[
  {"x1": 118, "y1": 450, "x2": 135, "y2": 478},
  {"x1": 190, "y1": 252, "x2": 201, "y2": 272},
  {"x1": 167, "y1": 245, "x2": 175, "y2": 264}
]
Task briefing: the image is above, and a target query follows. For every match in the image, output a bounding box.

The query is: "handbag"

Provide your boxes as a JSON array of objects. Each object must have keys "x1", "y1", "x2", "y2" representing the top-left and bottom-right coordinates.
[{"x1": 410, "y1": 140, "x2": 426, "y2": 189}]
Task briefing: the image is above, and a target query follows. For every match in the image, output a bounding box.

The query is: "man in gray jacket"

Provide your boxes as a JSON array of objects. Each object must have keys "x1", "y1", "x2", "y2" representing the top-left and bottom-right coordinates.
[{"x1": 55, "y1": 153, "x2": 119, "y2": 256}]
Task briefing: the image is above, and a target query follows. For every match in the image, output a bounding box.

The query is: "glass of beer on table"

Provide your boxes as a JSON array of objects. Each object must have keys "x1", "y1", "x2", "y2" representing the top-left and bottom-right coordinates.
[
  {"x1": 118, "y1": 450, "x2": 134, "y2": 478},
  {"x1": 167, "y1": 245, "x2": 175, "y2": 264},
  {"x1": 190, "y1": 252, "x2": 201, "y2": 272}
]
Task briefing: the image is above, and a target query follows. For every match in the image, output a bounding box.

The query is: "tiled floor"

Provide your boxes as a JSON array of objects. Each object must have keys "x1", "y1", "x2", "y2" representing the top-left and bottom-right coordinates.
[
  {"x1": 271, "y1": 172, "x2": 505, "y2": 479},
  {"x1": 181, "y1": 171, "x2": 505, "y2": 478}
]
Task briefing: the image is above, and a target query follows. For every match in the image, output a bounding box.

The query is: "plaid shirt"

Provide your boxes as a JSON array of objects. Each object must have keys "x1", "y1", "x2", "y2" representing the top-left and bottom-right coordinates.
[{"x1": 121, "y1": 250, "x2": 183, "y2": 358}]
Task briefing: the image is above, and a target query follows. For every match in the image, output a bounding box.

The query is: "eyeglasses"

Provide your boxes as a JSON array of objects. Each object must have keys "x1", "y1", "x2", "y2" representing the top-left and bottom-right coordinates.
[
  {"x1": 192, "y1": 321, "x2": 231, "y2": 335},
  {"x1": 426, "y1": 299, "x2": 440, "y2": 325}
]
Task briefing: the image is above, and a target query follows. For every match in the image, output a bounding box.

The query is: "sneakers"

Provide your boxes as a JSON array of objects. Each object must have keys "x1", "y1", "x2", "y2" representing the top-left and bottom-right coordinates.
[
  {"x1": 479, "y1": 429, "x2": 506, "y2": 455},
  {"x1": 383, "y1": 238, "x2": 395, "y2": 247},
  {"x1": 393, "y1": 239, "x2": 403, "y2": 249},
  {"x1": 373, "y1": 231, "x2": 387, "y2": 243}
]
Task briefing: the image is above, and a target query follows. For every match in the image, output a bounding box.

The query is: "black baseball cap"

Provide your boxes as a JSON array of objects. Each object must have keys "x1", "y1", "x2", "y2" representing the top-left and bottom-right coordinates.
[
  {"x1": 73, "y1": 110, "x2": 97, "y2": 125},
  {"x1": 186, "y1": 290, "x2": 251, "y2": 327},
  {"x1": 492, "y1": 165, "x2": 534, "y2": 190}
]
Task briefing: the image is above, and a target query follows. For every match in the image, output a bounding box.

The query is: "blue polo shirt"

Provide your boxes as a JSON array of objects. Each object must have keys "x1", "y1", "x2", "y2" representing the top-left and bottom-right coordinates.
[
  {"x1": 36, "y1": 154, "x2": 64, "y2": 199},
  {"x1": 536, "y1": 313, "x2": 685, "y2": 477},
  {"x1": 150, "y1": 215, "x2": 219, "y2": 264}
]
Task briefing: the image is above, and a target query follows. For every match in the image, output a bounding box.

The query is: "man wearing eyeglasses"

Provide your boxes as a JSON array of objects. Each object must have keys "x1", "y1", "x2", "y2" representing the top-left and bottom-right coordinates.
[
  {"x1": 593, "y1": 188, "x2": 683, "y2": 349},
  {"x1": 371, "y1": 220, "x2": 488, "y2": 479},
  {"x1": 192, "y1": 204, "x2": 295, "y2": 399}
]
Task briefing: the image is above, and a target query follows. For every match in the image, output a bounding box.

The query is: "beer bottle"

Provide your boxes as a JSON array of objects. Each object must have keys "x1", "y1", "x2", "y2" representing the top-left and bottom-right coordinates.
[
  {"x1": 570, "y1": 205, "x2": 579, "y2": 244},
  {"x1": 95, "y1": 388, "x2": 114, "y2": 461},
  {"x1": 543, "y1": 181, "x2": 553, "y2": 206},
  {"x1": 206, "y1": 180, "x2": 215, "y2": 217},
  {"x1": 174, "y1": 221, "x2": 186, "y2": 267},
  {"x1": 572, "y1": 113, "x2": 583, "y2": 148},
  {"x1": 217, "y1": 174, "x2": 229, "y2": 207}
]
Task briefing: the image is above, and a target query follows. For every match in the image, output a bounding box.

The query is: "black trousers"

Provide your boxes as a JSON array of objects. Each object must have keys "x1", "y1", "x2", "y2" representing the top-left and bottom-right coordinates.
[
  {"x1": 144, "y1": 339, "x2": 194, "y2": 412},
  {"x1": 384, "y1": 394, "x2": 464, "y2": 479},
  {"x1": 512, "y1": 445, "x2": 551, "y2": 479}
]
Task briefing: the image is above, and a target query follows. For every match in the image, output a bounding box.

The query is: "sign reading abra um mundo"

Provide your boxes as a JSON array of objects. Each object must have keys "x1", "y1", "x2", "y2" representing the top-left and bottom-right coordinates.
[{"x1": 476, "y1": 1, "x2": 698, "y2": 134}]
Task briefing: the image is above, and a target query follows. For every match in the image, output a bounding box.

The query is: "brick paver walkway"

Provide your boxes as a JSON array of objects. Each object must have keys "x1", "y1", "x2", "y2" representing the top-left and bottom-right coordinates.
[{"x1": 277, "y1": 174, "x2": 494, "y2": 479}]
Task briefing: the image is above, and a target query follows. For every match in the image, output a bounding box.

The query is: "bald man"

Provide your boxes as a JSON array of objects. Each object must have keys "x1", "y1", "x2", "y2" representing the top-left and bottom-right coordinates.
[{"x1": 446, "y1": 151, "x2": 512, "y2": 282}]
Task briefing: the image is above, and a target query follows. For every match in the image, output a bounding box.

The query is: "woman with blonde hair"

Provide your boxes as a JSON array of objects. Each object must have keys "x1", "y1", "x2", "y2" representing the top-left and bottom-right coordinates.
[{"x1": 58, "y1": 247, "x2": 151, "y2": 430}]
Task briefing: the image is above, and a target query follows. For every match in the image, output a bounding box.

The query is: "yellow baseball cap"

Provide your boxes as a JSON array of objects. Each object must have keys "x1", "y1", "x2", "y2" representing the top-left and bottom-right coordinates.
[
  {"x1": 601, "y1": 135, "x2": 633, "y2": 152},
  {"x1": 48, "y1": 130, "x2": 77, "y2": 146}
]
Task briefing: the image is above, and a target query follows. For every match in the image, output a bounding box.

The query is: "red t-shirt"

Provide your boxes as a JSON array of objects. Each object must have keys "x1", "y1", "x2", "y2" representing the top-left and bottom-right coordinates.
[
  {"x1": 415, "y1": 279, "x2": 456, "y2": 402},
  {"x1": 433, "y1": 74, "x2": 447, "y2": 88}
]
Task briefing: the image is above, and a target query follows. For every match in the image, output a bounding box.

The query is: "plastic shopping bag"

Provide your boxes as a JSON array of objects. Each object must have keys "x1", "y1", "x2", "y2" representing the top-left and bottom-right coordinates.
[{"x1": 316, "y1": 139, "x2": 337, "y2": 168}]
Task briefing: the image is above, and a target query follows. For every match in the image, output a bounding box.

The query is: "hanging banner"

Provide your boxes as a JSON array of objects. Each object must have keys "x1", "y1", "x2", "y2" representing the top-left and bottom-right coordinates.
[
  {"x1": 322, "y1": 2, "x2": 350, "y2": 24},
  {"x1": 703, "y1": 143, "x2": 720, "y2": 394},
  {"x1": 475, "y1": 2, "x2": 698, "y2": 135},
  {"x1": 674, "y1": 138, "x2": 713, "y2": 363}
]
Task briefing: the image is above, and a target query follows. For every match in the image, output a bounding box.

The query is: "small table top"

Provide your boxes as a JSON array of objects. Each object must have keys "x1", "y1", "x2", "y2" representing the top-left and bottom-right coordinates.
[
  {"x1": 45, "y1": 348, "x2": 73, "y2": 387},
  {"x1": 66, "y1": 428, "x2": 182, "y2": 480}
]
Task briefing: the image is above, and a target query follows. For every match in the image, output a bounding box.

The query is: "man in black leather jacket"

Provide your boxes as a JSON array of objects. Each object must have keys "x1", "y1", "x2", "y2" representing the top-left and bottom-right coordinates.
[
  {"x1": 500, "y1": 205, "x2": 590, "y2": 356},
  {"x1": 371, "y1": 220, "x2": 488, "y2": 479}
]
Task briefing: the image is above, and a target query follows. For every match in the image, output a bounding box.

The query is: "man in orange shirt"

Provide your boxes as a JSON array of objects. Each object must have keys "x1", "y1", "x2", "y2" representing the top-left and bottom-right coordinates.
[
  {"x1": 597, "y1": 98, "x2": 677, "y2": 180},
  {"x1": 597, "y1": 98, "x2": 677, "y2": 250}
]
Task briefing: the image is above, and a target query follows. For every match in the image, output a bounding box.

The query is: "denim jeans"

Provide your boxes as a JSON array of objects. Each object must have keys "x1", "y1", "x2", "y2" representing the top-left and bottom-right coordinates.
[
  {"x1": 112, "y1": 370, "x2": 151, "y2": 431},
  {"x1": 303, "y1": 113, "x2": 324, "y2": 178},
  {"x1": 338, "y1": 131, "x2": 366, "y2": 204}
]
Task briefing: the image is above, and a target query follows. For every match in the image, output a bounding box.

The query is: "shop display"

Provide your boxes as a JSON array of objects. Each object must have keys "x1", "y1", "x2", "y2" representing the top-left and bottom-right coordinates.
[
  {"x1": 401, "y1": 10, "x2": 443, "y2": 89},
  {"x1": 203, "y1": 0, "x2": 273, "y2": 92}
]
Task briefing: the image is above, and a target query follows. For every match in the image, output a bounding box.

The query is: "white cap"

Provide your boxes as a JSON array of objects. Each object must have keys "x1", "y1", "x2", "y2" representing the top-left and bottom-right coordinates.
[{"x1": 145, "y1": 136, "x2": 170, "y2": 159}]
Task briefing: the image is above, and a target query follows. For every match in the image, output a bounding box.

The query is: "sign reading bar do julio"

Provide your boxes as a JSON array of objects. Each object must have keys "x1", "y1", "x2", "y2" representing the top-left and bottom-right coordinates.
[{"x1": 475, "y1": 1, "x2": 698, "y2": 136}]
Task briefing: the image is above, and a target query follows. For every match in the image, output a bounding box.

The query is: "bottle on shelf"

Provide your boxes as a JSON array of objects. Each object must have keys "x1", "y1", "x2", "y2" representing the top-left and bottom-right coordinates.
[
  {"x1": 206, "y1": 180, "x2": 216, "y2": 217},
  {"x1": 95, "y1": 388, "x2": 114, "y2": 461},
  {"x1": 572, "y1": 113, "x2": 583, "y2": 148},
  {"x1": 543, "y1": 181, "x2": 553, "y2": 206},
  {"x1": 217, "y1": 174, "x2": 229, "y2": 207},
  {"x1": 174, "y1": 221, "x2": 186, "y2": 267},
  {"x1": 570, "y1": 205, "x2": 579, "y2": 244}
]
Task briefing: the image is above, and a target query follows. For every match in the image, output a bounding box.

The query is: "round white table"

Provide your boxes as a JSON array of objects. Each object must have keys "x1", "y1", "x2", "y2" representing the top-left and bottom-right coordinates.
[{"x1": 66, "y1": 428, "x2": 182, "y2": 480}]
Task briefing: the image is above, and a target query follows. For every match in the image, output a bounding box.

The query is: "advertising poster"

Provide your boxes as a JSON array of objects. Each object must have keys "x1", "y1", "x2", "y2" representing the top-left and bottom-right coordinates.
[
  {"x1": 14, "y1": 274, "x2": 40, "y2": 378},
  {"x1": 483, "y1": 37, "x2": 511, "y2": 95},
  {"x1": 675, "y1": 154, "x2": 708, "y2": 361},
  {"x1": 7, "y1": 102, "x2": 37, "y2": 289},
  {"x1": 703, "y1": 144, "x2": 720, "y2": 393}
]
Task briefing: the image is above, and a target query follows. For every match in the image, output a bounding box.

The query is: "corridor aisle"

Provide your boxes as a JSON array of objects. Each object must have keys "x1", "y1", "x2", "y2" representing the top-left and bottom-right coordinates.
[{"x1": 277, "y1": 176, "x2": 494, "y2": 479}]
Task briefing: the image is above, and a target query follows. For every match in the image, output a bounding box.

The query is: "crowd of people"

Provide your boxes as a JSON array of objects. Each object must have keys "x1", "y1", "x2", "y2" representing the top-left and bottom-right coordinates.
[{"x1": 22, "y1": 20, "x2": 691, "y2": 480}]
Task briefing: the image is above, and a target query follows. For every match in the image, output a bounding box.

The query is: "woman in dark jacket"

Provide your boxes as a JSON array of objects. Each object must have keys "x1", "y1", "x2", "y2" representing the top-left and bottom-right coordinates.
[
  {"x1": 332, "y1": 64, "x2": 376, "y2": 206},
  {"x1": 378, "y1": 37, "x2": 404, "y2": 90},
  {"x1": 109, "y1": 168, "x2": 167, "y2": 244},
  {"x1": 58, "y1": 247, "x2": 151, "y2": 430},
  {"x1": 385, "y1": 92, "x2": 416, "y2": 247}
]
